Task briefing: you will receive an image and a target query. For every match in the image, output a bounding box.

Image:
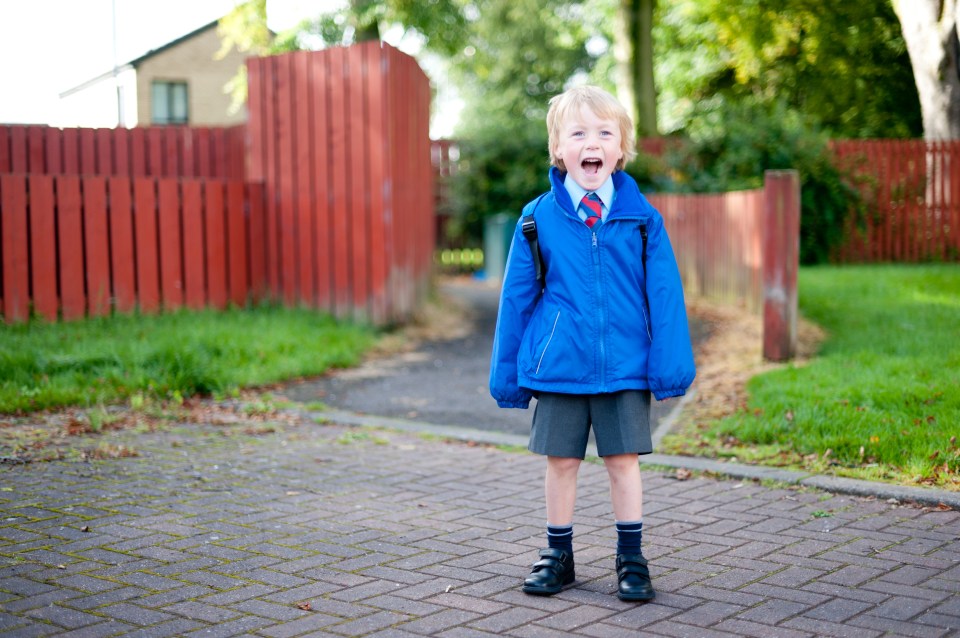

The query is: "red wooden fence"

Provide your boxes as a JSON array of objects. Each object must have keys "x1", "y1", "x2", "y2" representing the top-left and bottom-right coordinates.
[
  {"x1": 0, "y1": 173, "x2": 264, "y2": 323},
  {"x1": 0, "y1": 124, "x2": 246, "y2": 180},
  {"x1": 649, "y1": 188, "x2": 765, "y2": 311},
  {"x1": 0, "y1": 43, "x2": 433, "y2": 326},
  {"x1": 246, "y1": 41, "x2": 433, "y2": 325},
  {"x1": 831, "y1": 139, "x2": 960, "y2": 262}
]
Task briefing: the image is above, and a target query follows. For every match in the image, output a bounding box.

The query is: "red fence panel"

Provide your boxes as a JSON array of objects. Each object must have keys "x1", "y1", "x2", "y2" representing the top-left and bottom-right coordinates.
[
  {"x1": 831, "y1": 139, "x2": 960, "y2": 262},
  {"x1": 649, "y1": 188, "x2": 766, "y2": 312}
]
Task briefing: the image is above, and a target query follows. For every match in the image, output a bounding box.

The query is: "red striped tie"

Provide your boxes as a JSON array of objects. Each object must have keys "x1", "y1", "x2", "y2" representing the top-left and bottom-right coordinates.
[{"x1": 582, "y1": 192, "x2": 602, "y2": 228}]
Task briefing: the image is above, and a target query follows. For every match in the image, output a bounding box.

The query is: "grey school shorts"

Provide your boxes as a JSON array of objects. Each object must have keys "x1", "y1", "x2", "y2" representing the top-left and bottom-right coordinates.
[{"x1": 529, "y1": 390, "x2": 653, "y2": 459}]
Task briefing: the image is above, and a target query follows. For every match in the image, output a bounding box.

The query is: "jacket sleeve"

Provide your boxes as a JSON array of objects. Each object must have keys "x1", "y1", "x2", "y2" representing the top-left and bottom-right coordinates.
[
  {"x1": 489, "y1": 217, "x2": 542, "y2": 408},
  {"x1": 644, "y1": 214, "x2": 697, "y2": 400}
]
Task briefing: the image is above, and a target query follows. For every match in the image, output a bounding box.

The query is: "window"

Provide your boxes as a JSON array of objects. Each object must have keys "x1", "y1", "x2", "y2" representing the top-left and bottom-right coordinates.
[{"x1": 151, "y1": 81, "x2": 189, "y2": 125}]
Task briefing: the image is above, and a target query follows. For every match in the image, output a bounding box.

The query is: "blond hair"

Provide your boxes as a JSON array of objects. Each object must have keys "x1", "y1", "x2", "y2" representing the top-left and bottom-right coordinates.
[{"x1": 546, "y1": 85, "x2": 636, "y2": 172}]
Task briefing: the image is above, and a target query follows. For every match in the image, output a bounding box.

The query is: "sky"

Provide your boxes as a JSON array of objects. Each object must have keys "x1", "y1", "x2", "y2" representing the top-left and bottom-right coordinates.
[{"x1": 0, "y1": 0, "x2": 351, "y2": 126}]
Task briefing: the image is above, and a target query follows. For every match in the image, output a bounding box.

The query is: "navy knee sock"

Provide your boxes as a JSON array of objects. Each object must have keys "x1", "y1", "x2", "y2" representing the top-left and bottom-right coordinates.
[
  {"x1": 546, "y1": 524, "x2": 573, "y2": 554},
  {"x1": 616, "y1": 520, "x2": 643, "y2": 555}
]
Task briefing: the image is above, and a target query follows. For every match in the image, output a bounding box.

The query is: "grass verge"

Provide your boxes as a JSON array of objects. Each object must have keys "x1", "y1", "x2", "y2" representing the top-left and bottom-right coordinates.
[
  {"x1": 0, "y1": 304, "x2": 376, "y2": 414},
  {"x1": 662, "y1": 264, "x2": 960, "y2": 490}
]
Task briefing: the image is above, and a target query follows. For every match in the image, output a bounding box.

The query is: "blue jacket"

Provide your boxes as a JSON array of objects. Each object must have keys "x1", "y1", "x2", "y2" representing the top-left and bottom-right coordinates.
[{"x1": 489, "y1": 168, "x2": 696, "y2": 408}]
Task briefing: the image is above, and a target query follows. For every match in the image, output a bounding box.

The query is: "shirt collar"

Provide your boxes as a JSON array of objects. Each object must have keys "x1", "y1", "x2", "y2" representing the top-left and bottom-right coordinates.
[{"x1": 563, "y1": 173, "x2": 615, "y2": 212}]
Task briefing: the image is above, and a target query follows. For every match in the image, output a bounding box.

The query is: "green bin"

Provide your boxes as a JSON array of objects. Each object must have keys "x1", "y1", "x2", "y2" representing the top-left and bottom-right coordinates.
[{"x1": 483, "y1": 213, "x2": 515, "y2": 281}]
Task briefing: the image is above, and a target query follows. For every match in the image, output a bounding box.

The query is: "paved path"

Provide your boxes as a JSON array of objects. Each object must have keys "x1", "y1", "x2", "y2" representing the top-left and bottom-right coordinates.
[
  {"x1": 1, "y1": 418, "x2": 958, "y2": 637},
  {"x1": 1, "y1": 278, "x2": 959, "y2": 637}
]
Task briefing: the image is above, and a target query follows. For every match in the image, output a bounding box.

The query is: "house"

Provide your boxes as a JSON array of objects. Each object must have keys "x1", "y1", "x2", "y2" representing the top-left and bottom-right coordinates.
[{"x1": 57, "y1": 19, "x2": 248, "y2": 128}]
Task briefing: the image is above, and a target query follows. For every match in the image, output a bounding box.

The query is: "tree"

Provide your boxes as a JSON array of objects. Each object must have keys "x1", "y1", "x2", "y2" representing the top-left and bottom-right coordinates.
[
  {"x1": 613, "y1": 0, "x2": 658, "y2": 136},
  {"x1": 892, "y1": 0, "x2": 960, "y2": 139}
]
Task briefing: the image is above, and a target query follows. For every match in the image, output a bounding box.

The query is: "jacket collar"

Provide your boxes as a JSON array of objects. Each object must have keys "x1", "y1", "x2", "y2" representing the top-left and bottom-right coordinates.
[{"x1": 549, "y1": 166, "x2": 649, "y2": 220}]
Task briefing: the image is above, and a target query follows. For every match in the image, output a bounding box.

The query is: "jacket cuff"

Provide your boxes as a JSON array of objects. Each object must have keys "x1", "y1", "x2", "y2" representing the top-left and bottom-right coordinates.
[
  {"x1": 497, "y1": 399, "x2": 530, "y2": 409},
  {"x1": 652, "y1": 388, "x2": 685, "y2": 401}
]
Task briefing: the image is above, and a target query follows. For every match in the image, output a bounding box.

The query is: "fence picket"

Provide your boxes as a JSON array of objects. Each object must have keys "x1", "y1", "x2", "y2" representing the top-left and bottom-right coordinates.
[
  {"x1": 226, "y1": 181, "x2": 247, "y2": 307},
  {"x1": 294, "y1": 51, "x2": 315, "y2": 307},
  {"x1": 204, "y1": 180, "x2": 228, "y2": 309},
  {"x1": 27, "y1": 126, "x2": 46, "y2": 173},
  {"x1": 29, "y1": 175, "x2": 58, "y2": 321},
  {"x1": 9, "y1": 127, "x2": 27, "y2": 173},
  {"x1": 158, "y1": 179, "x2": 183, "y2": 310},
  {"x1": 1, "y1": 175, "x2": 29, "y2": 322},
  {"x1": 83, "y1": 176, "x2": 111, "y2": 317},
  {"x1": 182, "y1": 180, "x2": 206, "y2": 310},
  {"x1": 57, "y1": 175, "x2": 86, "y2": 321},
  {"x1": 348, "y1": 43, "x2": 370, "y2": 319},
  {"x1": 0, "y1": 127, "x2": 9, "y2": 173},
  {"x1": 365, "y1": 43, "x2": 387, "y2": 323},
  {"x1": 309, "y1": 50, "x2": 332, "y2": 312},
  {"x1": 133, "y1": 177, "x2": 160, "y2": 313},
  {"x1": 108, "y1": 176, "x2": 137, "y2": 314},
  {"x1": 328, "y1": 46, "x2": 351, "y2": 318}
]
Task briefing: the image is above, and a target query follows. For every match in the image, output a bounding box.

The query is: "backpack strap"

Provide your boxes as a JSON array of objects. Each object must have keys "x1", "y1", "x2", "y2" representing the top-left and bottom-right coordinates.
[
  {"x1": 521, "y1": 194, "x2": 550, "y2": 282},
  {"x1": 639, "y1": 222, "x2": 648, "y2": 280},
  {"x1": 522, "y1": 214, "x2": 545, "y2": 282}
]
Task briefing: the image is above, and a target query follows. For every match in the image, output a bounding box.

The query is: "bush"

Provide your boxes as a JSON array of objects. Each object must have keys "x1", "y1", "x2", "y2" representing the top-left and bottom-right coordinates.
[
  {"x1": 446, "y1": 118, "x2": 551, "y2": 245},
  {"x1": 663, "y1": 98, "x2": 862, "y2": 264}
]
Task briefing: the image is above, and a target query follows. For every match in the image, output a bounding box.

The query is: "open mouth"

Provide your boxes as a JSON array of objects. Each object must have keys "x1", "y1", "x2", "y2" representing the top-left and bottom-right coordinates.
[{"x1": 582, "y1": 158, "x2": 603, "y2": 175}]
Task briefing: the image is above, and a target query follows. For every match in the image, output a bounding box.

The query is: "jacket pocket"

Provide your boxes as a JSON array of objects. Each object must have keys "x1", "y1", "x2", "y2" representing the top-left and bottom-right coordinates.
[{"x1": 534, "y1": 309, "x2": 561, "y2": 375}]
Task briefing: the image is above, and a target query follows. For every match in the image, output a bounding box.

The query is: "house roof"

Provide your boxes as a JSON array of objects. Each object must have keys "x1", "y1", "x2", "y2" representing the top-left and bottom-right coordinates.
[{"x1": 60, "y1": 19, "x2": 220, "y2": 98}]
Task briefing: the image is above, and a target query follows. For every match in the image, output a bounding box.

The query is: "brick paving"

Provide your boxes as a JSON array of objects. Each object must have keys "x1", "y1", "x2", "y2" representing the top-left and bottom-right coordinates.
[{"x1": 1, "y1": 415, "x2": 958, "y2": 637}]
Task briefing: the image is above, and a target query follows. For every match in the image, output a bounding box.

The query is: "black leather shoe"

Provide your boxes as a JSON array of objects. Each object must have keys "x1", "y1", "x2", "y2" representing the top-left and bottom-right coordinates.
[
  {"x1": 522, "y1": 548, "x2": 575, "y2": 595},
  {"x1": 616, "y1": 553, "x2": 655, "y2": 601}
]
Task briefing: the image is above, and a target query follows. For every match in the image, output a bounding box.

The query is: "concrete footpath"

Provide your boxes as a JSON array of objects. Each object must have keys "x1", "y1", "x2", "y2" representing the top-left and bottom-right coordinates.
[{"x1": 1, "y1": 279, "x2": 959, "y2": 637}]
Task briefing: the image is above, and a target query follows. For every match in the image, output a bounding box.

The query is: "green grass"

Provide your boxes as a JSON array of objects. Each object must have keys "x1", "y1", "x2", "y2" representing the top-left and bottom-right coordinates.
[
  {"x1": 0, "y1": 305, "x2": 376, "y2": 414},
  {"x1": 666, "y1": 264, "x2": 960, "y2": 489}
]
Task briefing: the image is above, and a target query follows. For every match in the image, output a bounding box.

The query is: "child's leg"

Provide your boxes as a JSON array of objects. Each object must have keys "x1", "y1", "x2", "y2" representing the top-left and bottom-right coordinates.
[
  {"x1": 602, "y1": 453, "x2": 643, "y2": 521},
  {"x1": 545, "y1": 455, "x2": 581, "y2": 525},
  {"x1": 603, "y1": 453, "x2": 654, "y2": 601},
  {"x1": 523, "y1": 455, "x2": 580, "y2": 596}
]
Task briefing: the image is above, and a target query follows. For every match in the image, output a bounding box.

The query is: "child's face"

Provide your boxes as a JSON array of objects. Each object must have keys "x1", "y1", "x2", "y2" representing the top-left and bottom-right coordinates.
[{"x1": 553, "y1": 105, "x2": 623, "y2": 192}]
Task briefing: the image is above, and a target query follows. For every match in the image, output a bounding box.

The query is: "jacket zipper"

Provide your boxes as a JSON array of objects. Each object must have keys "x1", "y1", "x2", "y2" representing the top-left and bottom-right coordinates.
[
  {"x1": 592, "y1": 231, "x2": 607, "y2": 390},
  {"x1": 535, "y1": 310, "x2": 561, "y2": 374}
]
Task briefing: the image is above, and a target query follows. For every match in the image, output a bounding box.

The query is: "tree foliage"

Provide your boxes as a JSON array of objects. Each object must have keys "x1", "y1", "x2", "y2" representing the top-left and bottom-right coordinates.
[{"x1": 654, "y1": 0, "x2": 922, "y2": 139}]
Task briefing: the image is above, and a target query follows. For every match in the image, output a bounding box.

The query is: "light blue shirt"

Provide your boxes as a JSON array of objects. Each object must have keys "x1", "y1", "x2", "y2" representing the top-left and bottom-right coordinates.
[{"x1": 563, "y1": 173, "x2": 616, "y2": 224}]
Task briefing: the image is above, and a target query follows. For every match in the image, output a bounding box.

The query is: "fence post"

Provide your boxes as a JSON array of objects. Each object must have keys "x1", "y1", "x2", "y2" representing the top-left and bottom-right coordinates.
[{"x1": 763, "y1": 170, "x2": 800, "y2": 362}]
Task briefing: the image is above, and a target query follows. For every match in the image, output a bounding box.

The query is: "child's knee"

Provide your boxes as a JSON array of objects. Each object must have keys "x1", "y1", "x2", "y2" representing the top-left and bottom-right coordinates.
[
  {"x1": 602, "y1": 453, "x2": 639, "y2": 474},
  {"x1": 547, "y1": 456, "x2": 582, "y2": 475}
]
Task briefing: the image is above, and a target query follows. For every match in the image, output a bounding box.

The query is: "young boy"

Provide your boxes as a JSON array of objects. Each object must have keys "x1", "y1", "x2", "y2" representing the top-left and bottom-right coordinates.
[{"x1": 489, "y1": 85, "x2": 695, "y2": 601}]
